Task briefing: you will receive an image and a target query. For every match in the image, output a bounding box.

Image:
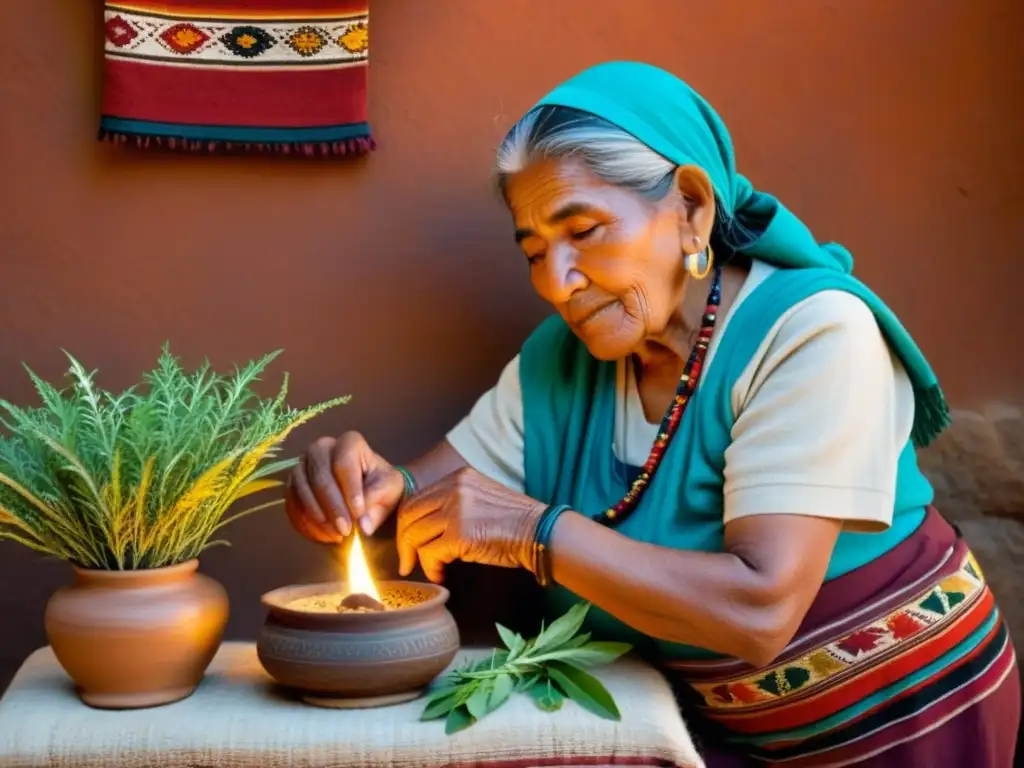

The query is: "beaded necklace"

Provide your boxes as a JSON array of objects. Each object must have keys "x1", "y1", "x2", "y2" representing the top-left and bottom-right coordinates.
[{"x1": 592, "y1": 265, "x2": 723, "y2": 527}]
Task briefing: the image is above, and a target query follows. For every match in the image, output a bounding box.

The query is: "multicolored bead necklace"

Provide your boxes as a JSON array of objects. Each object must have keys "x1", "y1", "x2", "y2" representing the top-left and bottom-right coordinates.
[{"x1": 592, "y1": 265, "x2": 724, "y2": 527}]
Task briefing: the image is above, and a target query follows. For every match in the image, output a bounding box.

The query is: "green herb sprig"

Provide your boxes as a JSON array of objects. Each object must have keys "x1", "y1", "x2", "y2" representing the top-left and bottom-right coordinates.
[
  {"x1": 421, "y1": 602, "x2": 631, "y2": 734},
  {"x1": 0, "y1": 346, "x2": 347, "y2": 569}
]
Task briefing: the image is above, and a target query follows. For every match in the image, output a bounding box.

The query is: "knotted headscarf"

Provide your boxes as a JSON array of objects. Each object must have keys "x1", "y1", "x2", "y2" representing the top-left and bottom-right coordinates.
[{"x1": 533, "y1": 61, "x2": 948, "y2": 445}]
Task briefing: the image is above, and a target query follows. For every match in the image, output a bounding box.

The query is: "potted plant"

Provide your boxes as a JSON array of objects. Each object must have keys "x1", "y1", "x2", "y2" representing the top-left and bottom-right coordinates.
[{"x1": 0, "y1": 346, "x2": 347, "y2": 709}]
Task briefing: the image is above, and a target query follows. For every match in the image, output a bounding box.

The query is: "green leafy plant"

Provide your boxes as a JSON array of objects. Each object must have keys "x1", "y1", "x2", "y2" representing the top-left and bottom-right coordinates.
[
  {"x1": 0, "y1": 346, "x2": 348, "y2": 570},
  {"x1": 421, "y1": 601, "x2": 631, "y2": 734}
]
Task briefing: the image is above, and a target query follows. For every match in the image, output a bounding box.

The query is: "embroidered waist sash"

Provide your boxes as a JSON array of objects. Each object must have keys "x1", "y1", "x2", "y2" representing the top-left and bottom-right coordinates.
[{"x1": 664, "y1": 508, "x2": 1016, "y2": 766}]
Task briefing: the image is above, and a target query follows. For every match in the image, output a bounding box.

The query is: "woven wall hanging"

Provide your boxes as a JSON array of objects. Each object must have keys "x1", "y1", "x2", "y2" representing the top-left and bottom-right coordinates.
[{"x1": 100, "y1": 1, "x2": 373, "y2": 156}]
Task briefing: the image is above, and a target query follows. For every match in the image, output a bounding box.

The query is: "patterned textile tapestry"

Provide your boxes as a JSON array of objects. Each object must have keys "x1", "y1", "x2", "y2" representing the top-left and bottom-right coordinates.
[{"x1": 100, "y1": 1, "x2": 373, "y2": 155}]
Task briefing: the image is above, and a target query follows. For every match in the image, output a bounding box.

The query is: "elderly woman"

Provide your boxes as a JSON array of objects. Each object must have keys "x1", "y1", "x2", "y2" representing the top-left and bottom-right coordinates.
[{"x1": 286, "y1": 63, "x2": 1020, "y2": 766}]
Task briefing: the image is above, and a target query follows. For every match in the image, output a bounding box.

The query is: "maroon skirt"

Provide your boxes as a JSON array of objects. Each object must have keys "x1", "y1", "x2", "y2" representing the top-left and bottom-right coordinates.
[{"x1": 664, "y1": 508, "x2": 1020, "y2": 767}]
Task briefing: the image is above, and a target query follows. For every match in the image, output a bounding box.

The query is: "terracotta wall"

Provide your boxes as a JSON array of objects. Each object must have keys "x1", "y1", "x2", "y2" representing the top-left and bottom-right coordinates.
[{"x1": 1, "y1": 0, "x2": 1022, "y2": 692}]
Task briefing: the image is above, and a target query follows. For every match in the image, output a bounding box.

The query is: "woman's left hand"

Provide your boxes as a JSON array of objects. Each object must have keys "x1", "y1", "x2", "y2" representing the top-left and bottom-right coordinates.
[{"x1": 395, "y1": 468, "x2": 547, "y2": 582}]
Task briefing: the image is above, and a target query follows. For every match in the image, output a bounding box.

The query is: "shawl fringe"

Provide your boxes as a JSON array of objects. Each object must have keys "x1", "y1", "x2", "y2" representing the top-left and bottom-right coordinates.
[
  {"x1": 912, "y1": 382, "x2": 951, "y2": 447},
  {"x1": 98, "y1": 130, "x2": 375, "y2": 156}
]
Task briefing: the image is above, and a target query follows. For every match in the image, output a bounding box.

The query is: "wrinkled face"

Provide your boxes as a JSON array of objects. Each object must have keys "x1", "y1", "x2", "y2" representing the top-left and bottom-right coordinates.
[{"x1": 504, "y1": 157, "x2": 687, "y2": 360}]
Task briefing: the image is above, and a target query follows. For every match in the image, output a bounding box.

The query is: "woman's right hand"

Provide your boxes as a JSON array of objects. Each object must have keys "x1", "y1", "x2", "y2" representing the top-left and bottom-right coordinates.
[{"x1": 285, "y1": 431, "x2": 405, "y2": 543}]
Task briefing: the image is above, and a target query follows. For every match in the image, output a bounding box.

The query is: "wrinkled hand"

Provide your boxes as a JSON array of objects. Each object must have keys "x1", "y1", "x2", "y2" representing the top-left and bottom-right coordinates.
[
  {"x1": 396, "y1": 468, "x2": 546, "y2": 583},
  {"x1": 285, "y1": 431, "x2": 404, "y2": 543}
]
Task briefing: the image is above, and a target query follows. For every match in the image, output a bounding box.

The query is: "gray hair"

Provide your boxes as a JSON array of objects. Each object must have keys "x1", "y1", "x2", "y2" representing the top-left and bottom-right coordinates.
[
  {"x1": 495, "y1": 105, "x2": 756, "y2": 252},
  {"x1": 495, "y1": 106, "x2": 676, "y2": 199}
]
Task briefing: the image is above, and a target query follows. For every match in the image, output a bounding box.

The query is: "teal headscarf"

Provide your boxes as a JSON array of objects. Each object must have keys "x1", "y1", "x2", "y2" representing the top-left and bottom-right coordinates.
[{"x1": 533, "y1": 61, "x2": 949, "y2": 445}]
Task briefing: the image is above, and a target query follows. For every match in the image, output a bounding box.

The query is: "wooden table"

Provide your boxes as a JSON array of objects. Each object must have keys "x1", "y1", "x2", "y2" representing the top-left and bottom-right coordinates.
[{"x1": 0, "y1": 642, "x2": 704, "y2": 767}]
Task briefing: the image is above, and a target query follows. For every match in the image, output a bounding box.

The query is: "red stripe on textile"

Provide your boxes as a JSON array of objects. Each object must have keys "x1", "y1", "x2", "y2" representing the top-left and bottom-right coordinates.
[
  {"x1": 102, "y1": 58, "x2": 367, "y2": 127},
  {"x1": 667, "y1": 509, "x2": 961, "y2": 683},
  {"x1": 760, "y1": 614, "x2": 1006, "y2": 753},
  {"x1": 108, "y1": 0, "x2": 367, "y2": 19},
  {"x1": 713, "y1": 588, "x2": 996, "y2": 735},
  {"x1": 779, "y1": 634, "x2": 1017, "y2": 768}
]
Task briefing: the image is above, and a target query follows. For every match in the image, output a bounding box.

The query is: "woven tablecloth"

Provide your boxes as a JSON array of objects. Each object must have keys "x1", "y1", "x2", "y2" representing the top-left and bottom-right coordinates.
[{"x1": 0, "y1": 642, "x2": 704, "y2": 768}]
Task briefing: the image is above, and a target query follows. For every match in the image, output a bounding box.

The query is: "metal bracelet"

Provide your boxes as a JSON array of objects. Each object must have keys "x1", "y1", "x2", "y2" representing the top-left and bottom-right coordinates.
[
  {"x1": 394, "y1": 465, "x2": 418, "y2": 500},
  {"x1": 532, "y1": 504, "x2": 572, "y2": 587}
]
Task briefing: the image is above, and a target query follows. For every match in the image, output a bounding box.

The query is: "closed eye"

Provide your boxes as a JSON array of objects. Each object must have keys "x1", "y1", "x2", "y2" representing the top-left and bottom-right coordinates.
[{"x1": 571, "y1": 224, "x2": 600, "y2": 241}]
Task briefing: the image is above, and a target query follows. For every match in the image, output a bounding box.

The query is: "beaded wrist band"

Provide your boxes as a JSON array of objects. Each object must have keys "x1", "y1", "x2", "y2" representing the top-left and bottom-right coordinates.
[
  {"x1": 532, "y1": 504, "x2": 572, "y2": 587},
  {"x1": 394, "y1": 465, "x2": 418, "y2": 500}
]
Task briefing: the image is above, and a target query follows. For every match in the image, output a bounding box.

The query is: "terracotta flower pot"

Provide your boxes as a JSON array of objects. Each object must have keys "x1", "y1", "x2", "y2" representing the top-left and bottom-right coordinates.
[
  {"x1": 257, "y1": 580, "x2": 460, "y2": 706},
  {"x1": 44, "y1": 559, "x2": 228, "y2": 709}
]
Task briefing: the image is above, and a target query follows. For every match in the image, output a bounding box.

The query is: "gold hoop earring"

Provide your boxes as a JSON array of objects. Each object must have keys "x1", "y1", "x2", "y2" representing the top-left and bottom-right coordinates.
[{"x1": 686, "y1": 243, "x2": 714, "y2": 280}]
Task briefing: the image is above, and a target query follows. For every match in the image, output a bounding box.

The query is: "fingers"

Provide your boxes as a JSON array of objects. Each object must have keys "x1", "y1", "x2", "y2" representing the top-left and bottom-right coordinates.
[
  {"x1": 358, "y1": 469, "x2": 404, "y2": 535},
  {"x1": 395, "y1": 483, "x2": 451, "y2": 575},
  {"x1": 285, "y1": 471, "x2": 341, "y2": 543},
  {"x1": 331, "y1": 434, "x2": 368, "y2": 535},
  {"x1": 396, "y1": 508, "x2": 447, "y2": 577},
  {"x1": 415, "y1": 535, "x2": 460, "y2": 583},
  {"x1": 287, "y1": 430, "x2": 404, "y2": 544},
  {"x1": 397, "y1": 480, "x2": 451, "y2": 528},
  {"x1": 306, "y1": 437, "x2": 351, "y2": 536}
]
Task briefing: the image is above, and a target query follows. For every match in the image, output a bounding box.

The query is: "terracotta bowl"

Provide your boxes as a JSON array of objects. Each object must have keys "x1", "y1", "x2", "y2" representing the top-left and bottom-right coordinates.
[{"x1": 256, "y1": 580, "x2": 460, "y2": 707}]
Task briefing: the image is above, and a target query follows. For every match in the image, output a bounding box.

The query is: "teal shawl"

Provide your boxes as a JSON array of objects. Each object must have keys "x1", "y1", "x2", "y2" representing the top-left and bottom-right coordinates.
[
  {"x1": 519, "y1": 271, "x2": 937, "y2": 658},
  {"x1": 533, "y1": 61, "x2": 948, "y2": 445}
]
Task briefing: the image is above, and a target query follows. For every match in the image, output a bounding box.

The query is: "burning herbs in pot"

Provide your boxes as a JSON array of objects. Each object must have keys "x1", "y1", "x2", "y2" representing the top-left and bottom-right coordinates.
[
  {"x1": 335, "y1": 532, "x2": 384, "y2": 612},
  {"x1": 285, "y1": 532, "x2": 426, "y2": 613},
  {"x1": 338, "y1": 592, "x2": 385, "y2": 612},
  {"x1": 420, "y1": 601, "x2": 631, "y2": 734}
]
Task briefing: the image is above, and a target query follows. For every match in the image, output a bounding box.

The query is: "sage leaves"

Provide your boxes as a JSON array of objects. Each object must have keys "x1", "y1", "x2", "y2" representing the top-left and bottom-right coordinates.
[{"x1": 420, "y1": 601, "x2": 631, "y2": 734}]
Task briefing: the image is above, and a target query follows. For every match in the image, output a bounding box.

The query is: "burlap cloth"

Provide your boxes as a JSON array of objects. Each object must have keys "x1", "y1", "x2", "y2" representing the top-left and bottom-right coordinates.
[{"x1": 0, "y1": 642, "x2": 704, "y2": 768}]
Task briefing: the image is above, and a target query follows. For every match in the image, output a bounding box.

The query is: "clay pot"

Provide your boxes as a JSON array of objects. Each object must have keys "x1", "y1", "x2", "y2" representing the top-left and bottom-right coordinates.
[
  {"x1": 44, "y1": 560, "x2": 228, "y2": 709},
  {"x1": 257, "y1": 580, "x2": 460, "y2": 705}
]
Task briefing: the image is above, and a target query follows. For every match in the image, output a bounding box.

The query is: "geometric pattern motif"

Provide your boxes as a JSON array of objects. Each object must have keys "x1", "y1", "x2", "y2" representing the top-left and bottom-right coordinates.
[
  {"x1": 284, "y1": 26, "x2": 328, "y2": 57},
  {"x1": 337, "y1": 21, "x2": 368, "y2": 54},
  {"x1": 692, "y1": 551, "x2": 988, "y2": 710},
  {"x1": 103, "y1": 6, "x2": 369, "y2": 67},
  {"x1": 104, "y1": 14, "x2": 139, "y2": 48},
  {"x1": 219, "y1": 26, "x2": 278, "y2": 59},
  {"x1": 158, "y1": 23, "x2": 211, "y2": 55}
]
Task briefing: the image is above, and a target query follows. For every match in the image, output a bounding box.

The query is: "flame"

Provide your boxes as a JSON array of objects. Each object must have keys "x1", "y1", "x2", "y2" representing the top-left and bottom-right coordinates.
[{"x1": 345, "y1": 532, "x2": 381, "y2": 602}]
